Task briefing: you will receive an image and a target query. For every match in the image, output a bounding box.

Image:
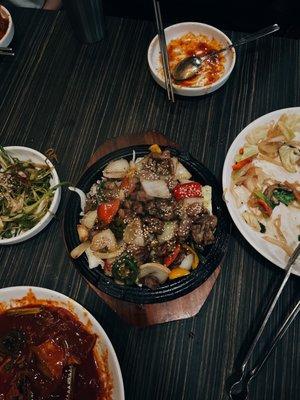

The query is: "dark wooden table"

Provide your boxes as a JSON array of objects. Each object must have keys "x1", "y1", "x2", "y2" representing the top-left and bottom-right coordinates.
[{"x1": 0, "y1": 5, "x2": 299, "y2": 400}]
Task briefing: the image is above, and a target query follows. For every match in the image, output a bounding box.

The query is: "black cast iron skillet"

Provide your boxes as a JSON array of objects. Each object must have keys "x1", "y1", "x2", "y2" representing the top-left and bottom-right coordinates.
[{"x1": 64, "y1": 145, "x2": 231, "y2": 304}]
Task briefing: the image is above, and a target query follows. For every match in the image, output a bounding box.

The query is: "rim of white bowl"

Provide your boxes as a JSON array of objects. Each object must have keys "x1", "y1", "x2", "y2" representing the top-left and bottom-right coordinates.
[
  {"x1": 0, "y1": 146, "x2": 61, "y2": 245},
  {"x1": 0, "y1": 286, "x2": 125, "y2": 400},
  {"x1": 0, "y1": 6, "x2": 13, "y2": 45},
  {"x1": 147, "y1": 21, "x2": 236, "y2": 92}
]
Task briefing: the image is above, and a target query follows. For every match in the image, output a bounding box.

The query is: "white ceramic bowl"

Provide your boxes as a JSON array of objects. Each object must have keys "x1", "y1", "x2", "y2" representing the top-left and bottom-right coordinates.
[
  {"x1": 0, "y1": 146, "x2": 61, "y2": 245},
  {"x1": 0, "y1": 286, "x2": 125, "y2": 400},
  {"x1": 148, "y1": 22, "x2": 236, "y2": 97},
  {"x1": 0, "y1": 5, "x2": 14, "y2": 47}
]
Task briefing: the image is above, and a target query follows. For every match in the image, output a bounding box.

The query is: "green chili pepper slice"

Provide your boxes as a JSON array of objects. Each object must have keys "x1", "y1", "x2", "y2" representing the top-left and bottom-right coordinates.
[{"x1": 112, "y1": 255, "x2": 138, "y2": 285}]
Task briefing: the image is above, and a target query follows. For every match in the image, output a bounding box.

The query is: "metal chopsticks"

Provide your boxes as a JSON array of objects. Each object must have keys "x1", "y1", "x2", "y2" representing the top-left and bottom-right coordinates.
[
  {"x1": 0, "y1": 47, "x2": 14, "y2": 56},
  {"x1": 152, "y1": 0, "x2": 174, "y2": 102}
]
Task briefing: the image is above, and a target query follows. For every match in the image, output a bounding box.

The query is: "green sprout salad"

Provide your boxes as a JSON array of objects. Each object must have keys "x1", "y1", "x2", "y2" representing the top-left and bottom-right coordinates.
[{"x1": 0, "y1": 147, "x2": 57, "y2": 239}]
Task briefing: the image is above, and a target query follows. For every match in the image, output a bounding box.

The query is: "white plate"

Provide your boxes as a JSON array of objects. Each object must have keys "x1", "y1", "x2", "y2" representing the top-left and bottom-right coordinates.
[
  {"x1": 222, "y1": 107, "x2": 300, "y2": 275},
  {"x1": 0, "y1": 286, "x2": 125, "y2": 400},
  {"x1": 0, "y1": 146, "x2": 61, "y2": 245}
]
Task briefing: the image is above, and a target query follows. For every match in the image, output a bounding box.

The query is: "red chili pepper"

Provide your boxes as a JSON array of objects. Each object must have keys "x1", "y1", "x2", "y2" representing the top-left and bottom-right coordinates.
[
  {"x1": 256, "y1": 199, "x2": 273, "y2": 217},
  {"x1": 232, "y1": 156, "x2": 253, "y2": 171},
  {"x1": 173, "y1": 182, "x2": 202, "y2": 201},
  {"x1": 120, "y1": 176, "x2": 135, "y2": 194},
  {"x1": 97, "y1": 199, "x2": 120, "y2": 224},
  {"x1": 164, "y1": 244, "x2": 181, "y2": 267}
]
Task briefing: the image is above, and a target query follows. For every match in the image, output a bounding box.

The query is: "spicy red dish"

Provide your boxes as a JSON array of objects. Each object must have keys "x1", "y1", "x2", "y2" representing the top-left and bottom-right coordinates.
[
  {"x1": 167, "y1": 32, "x2": 225, "y2": 87},
  {"x1": 0, "y1": 305, "x2": 108, "y2": 400},
  {"x1": 0, "y1": 8, "x2": 9, "y2": 40}
]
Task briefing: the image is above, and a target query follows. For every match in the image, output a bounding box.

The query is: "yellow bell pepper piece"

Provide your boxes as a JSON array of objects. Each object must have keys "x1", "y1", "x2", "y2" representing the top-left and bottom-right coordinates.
[
  {"x1": 169, "y1": 267, "x2": 190, "y2": 280},
  {"x1": 183, "y1": 245, "x2": 199, "y2": 269},
  {"x1": 149, "y1": 144, "x2": 162, "y2": 154}
]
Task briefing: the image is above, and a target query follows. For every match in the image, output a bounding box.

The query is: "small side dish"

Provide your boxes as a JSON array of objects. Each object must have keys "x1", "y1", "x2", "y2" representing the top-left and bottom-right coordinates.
[
  {"x1": 0, "y1": 6, "x2": 8, "y2": 40},
  {"x1": 0, "y1": 147, "x2": 60, "y2": 239},
  {"x1": 166, "y1": 32, "x2": 225, "y2": 87},
  {"x1": 0, "y1": 304, "x2": 110, "y2": 399},
  {"x1": 230, "y1": 113, "x2": 300, "y2": 256},
  {"x1": 148, "y1": 22, "x2": 235, "y2": 97},
  {"x1": 0, "y1": 5, "x2": 13, "y2": 47},
  {"x1": 71, "y1": 145, "x2": 218, "y2": 289}
]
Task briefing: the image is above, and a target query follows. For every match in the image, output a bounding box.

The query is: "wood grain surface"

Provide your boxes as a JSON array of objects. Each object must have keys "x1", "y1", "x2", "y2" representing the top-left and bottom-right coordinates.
[
  {"x1": 0, "y1": 4, "x2": 299, "y2": 400},
  {"x1": 87, "y1": 131, "x2": 221, "y2": 327}
]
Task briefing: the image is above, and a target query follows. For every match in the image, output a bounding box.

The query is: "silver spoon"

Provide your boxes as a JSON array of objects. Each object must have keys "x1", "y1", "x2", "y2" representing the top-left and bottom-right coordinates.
[
  {"x1": 172, "y1": 24, "x2": 280, "y2": 81},
  {"x1": 228, "y1": 242, "x2": 300, "y2": 400}
]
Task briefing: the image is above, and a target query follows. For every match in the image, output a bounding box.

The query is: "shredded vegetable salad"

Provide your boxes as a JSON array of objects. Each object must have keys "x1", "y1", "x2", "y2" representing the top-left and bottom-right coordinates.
[
  {"x1": 230, "y1": 114, "x2": 300, "y2": 256},
  {"x1": 0, "y1": 147, "x2": 57, "y2": 239}
]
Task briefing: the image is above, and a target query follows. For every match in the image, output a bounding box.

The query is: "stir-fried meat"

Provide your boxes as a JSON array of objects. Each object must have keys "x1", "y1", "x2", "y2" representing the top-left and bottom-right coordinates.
[
  {"x1": 140, "y1": 150, "x2": 174, "y2": 179},
  {"x1": 85, "y1": 181, "x2": 120, "y2": 212},
  {"x1": 103, "y1": 181, "x2": 121, "y2": 201},
  {"x1": 143, "y1": 217, "x2": 164, "y2": 234},
  {"x1": 153, "y1": 239, "x2": 177, "y2": 258},
  {"x1": 145, "y1": 199, "x2": 178, "y2": 221},
  {"x1": 126, "y1": 244, "x2": 150, "y2": 265},
  {"x1": 123, "y1": 199, "x2": 144, "y2": 215},
  {"x1": 165, "y1": 176, "x2": 178, "y2": 190},
  {"x1": 177, "y1": 217, "x2": 192, "y2": 241},
  {"x1": 136, "y1": 189, "x2": 152, "y2": 202},
  {"x1": 140, "y1": 275, "x2": 160, "y2": 290},
  {"x1": 118, "y1": 199, "x2": 145, "y2": 222},
  {"x1": 186, "y1": 202, "x2": 206, "y2": 219},
  {"x1": 191, "y1": 214, "x2": 218, "y2": 245}
]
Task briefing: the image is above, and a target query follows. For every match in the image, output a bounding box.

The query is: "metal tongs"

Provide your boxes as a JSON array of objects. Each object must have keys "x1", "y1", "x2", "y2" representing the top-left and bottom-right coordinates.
[{"x1": 228, "y1": 243, "x2": 300, "y2": 400}]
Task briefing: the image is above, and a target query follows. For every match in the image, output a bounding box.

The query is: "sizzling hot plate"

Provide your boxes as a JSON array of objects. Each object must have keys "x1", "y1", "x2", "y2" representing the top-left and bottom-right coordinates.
[{"x1": 64, "y1": 145, "x2": 231, "y2": 304}]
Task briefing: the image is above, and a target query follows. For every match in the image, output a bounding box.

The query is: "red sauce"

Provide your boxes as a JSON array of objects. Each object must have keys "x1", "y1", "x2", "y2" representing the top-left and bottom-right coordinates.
[
  {"x1": 0, "y1": 305, "x2": 107, "y2": 400},
  {"x1": 167, "y1": 33, "x2": 225, "y2": 87},
  {"x1": 0, "y1": 9, "x2": 8, "y2": 40}
]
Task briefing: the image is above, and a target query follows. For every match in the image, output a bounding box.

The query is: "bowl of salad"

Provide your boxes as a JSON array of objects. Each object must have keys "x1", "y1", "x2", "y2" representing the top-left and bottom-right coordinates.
[
  {"x1": 64, "y1": 144, "x2": 230, "y2": 304},
  {"x1": 0, "y1": 146, "x2": 61, "y2": 245}
]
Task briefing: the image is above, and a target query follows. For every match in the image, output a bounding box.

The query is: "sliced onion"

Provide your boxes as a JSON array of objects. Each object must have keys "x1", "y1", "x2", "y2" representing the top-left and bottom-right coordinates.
[
  {"x1": 77, "y1": 224, "x2": 89, "y2": 242},
  {"x1": 179, "y1": 254, "x2": 193, "y2": 270},
  {"x1": 81, "y1": 210, "x2": 97, "y2": 229},
  {"x1": 71, "y1": 241, "x2": 90, "y2": 259},
  {"x1": 123, "y1": 218, "x2": 144, "y2": 246},
  {"x1": 172, "y1": 157, "x2": 192, "y2": 180},
  {"x1": 258, "y1": 140, "x2": 283, "y2": 157},
  {"x1": 141, "y1": 179, "x2": 170, "y2": 198},
  {"x1": 90, "y1": 229, "x2": 117, "y2": 251},
  {"x1": 263, "y1": 236, "x2": 293, "y2": 256},
  {"x1": 139, "y1": 263, "x2": 170, "y2": 284},
  {"x1": 93, "y1": 245, "x2": 124, "y2": 259},
  {"x1": 158, "y1": 221, "x2": 177, "y2": 243},
  {"x1": 103, "y1": 159, "x2": 129, "y2": 179},
  {"x1": 68, "y1": 186, "x2": 86, "y2": 213},
  {"x1": 85, "y1": 247, "x2": 104, "y2": 269}
]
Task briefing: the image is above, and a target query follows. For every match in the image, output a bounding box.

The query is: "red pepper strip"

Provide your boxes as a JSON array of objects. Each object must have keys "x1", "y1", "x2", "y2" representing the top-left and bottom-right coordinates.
[
  {"x1": 173, "y1": 182, "x2": 202, "y2": 201},
  {"x1": 256, "y1": 199, "x2": 273, "y2": 217},
  {"x1": 232, "y1": 156, "x2": 253, "y2": 171},
  {"x1": 97, "y1": 199, "x2": 120, "y2": 225},
  {"x1": 164, "y1": 244, "x2": 181, "y2": 267}
]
